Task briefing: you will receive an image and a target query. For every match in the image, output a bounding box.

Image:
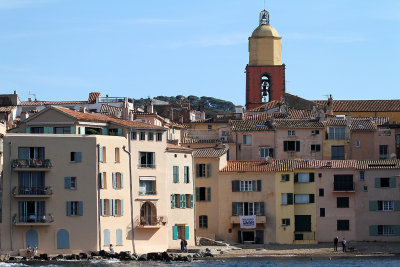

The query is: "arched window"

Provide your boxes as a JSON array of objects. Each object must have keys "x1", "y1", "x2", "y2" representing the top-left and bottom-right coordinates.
[
  {"x1": 57, "y1": 229, "x2": 70, "y2": 249},
  {"x1": 26, "y1": 229, "x2": 38, "y2": 248},
  {"x1": 260, "y1": 74, "x2": 270, "y2": 102},
  {"x1": 140, "y1": 201, "x2": 157, "y2": 226}
]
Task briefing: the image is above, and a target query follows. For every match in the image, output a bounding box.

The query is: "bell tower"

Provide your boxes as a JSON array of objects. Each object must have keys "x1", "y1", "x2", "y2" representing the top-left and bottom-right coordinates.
[{"x1": 245, "y1": 10, "x2": 285, "y2": 109}]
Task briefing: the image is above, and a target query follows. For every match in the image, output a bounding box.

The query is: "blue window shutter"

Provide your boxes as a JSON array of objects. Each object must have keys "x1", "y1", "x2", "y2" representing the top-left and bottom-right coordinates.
[
  {"x1": 190, "y1": 194, "x2": 193, "y2": 208},
  {"x1": 185, "y1": 226, "x2": 189, "y2": 240},
  {"x1": 109, "y1": 199, "x2": 113, "y2": 216},
  {"x1": 116, "y1": 229, "x2": 123, "y2": 245},
  {"x1": 70, "y1": 126, "x2": 76, "y2": 134},
  {"x1": 117, "y1": 128, "x2": 123, "y2": 136},
  {"x1": 112, "y1": 173, "x2": 116, "y2": 189},
  {"x1": 369, "y1": 200, "x2": 378, "y2": 211},
  {"x1": 78, "y1": 201, "x2": 83, "y2": 216},
  {"x1": 100, "y1": 199, "x2": 104, "y2": 216},
  {"x1": 390, "y1": 177, "x2": 397, "y2": 188},
  {"x1": 120, "y1": 173, "x2": 124, "y2": 189},
  {"x1": 64, "y1": 177, "x2": 71, "y2": 189},
  {"x1": 394, "y1": 225, "x2": 400, "y2": 236},
  {"x1": 369, "y1": 225, "x2": 378, "y2": 236},
  {"x1": 26, "y1": 127, "x2": 30, "y2": 133},
  {"x1": 66, "y1": 202, "x2": 71, "y2": 216},
  {"x1": 44, "y1": 126, "x2": 53, "y2": 134},
  {"x1": 104, "y1": 229, "x2": 110, "y2": 245},
  {"x1": 76, "y1": 152, "x2": 82, "y2": 163},
  {"x1": 102, "y1": 128, "x2": 108, "y2": 135},
  {"x1": 120, "y1": 200, "x2": 123, "y2": 216},
  {"x1": 99, "y1": 146, "x2": 103, "y2": 163},
  {"x1": 57, "y1": 229, "x2": 70, "y2": 249},
  {"x1": 172, "y1": 226, "x2": 178, "y2": 240},
  {"x1": 375, "y1": 178, "x2": 380, "y2": 188},
  {"x1": 99, "y1": 173, "x2": 104, "y2": 189}
]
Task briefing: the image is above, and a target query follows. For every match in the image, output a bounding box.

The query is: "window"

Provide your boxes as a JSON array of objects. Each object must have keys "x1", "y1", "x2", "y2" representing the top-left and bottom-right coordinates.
[
  {"x1": 54, "y1": 127, "x2": 71, "y2": 134},
  {"x1": 173, "y1": 225, "x2": 189, "y2": 240},
  {"x1": 67, "y1": 201, "x2": 83, "y2": 216},
  {"x1": 378, "y1": 225, "x2": 394, "y2": 236},
  {"x1": 99, "y1": 172, "x2": 107, "y2": 189},
  {"x1": 112, "y1": 172, "x2": 123, "y2": 189},
  {"x1": 207, "y1": 125, "x2": 212, "y2": 130},
  {"x1": 331, "y1": 146, "x2": 345, "y2": 160},
  {"x1": 243, "y1": 135, "x2": 252, "y2": 145},
  {"x1": 232, "y1": 180, "x2": 261, "y2": 192},
  {"x1": 139, "y1": 132, "x2": 146, "y2": 140},
  {"x1": 281, "y1": 193, "x2": 293, "y2": 205},
  {"x1": 328, "y1": 128, "x2": 345, "y2": 140},
  {"x1": 148, "y1": 132, "x2": 154, "y2": 141},
  {"x1": 186, "y1": 194, "x2": 193, "y2": 208},
  {"x1": 98, "y1": 146, "x2": 106, "y2": 163},
  {"x1": 311, "y1": 130, "x2": 320, "y2": 135},
  {"x1": 173, "y1": 166, "x2": 179, "y2": 183},
  {"x1": 378, "y1": 129, "x2": 391, "y2": 136},
  {"x1": 139, "y1": 152, "x2": 155, "y2": 168},
  {"x1": 196, "y1": 163, "x2": 210, "y2": 177},
  {"x1": 108, "y1": 128, "x2": 118, "y2": 136},
  {"x1": 199, "y1": 215, "x2": 208, "y2": 228},
  {"x1": 171, "y1": 194, "x2": 193, "y2": 208},
  {"x1": 311, "y1": 144, "x2": 321, "y2": 152},
  {"x1": 319, "y1": 188, "x2": 324, "y2": 196},
  {"x1": 379, "y1": 145, "x2": 388, "y2": 159},
  {"x1": 334, "y1": 175, "x2": 354, "y2": 191},
  {"x1": 337, "y1": 220, "x2": 350, "y2": 231},
  {"x1": 232, "y1": 202, "x2": 265, "y2": 216},
  {"x1": 288, "y1": 130, "x2": 295, "y2": 136},
  {"x1": 184, "y1": 166, "x2": 190, "y2": 183},
  {"x1": 320, "y1": 208, "x2": 326, "y2": 217},
  {"x1": 259, "y1": 147, "x2": 274, "y2": 158},
  {"x1": 174, "y1": 194, "x2": 180, "y2": 208},
  {"x1": 375, "y1": 201, "x2": 395, "y2": 211},
  {"x1": 337, "y1": 197, "x2": 349, "y2": 208},
  {"x1": 294, "y1": 194, "x2": 314, "y2": 204},
  {"x1": 115, "y1": 147, "x2": 120, "y2": 163},
  {"x1": 364, "y1": 186, "x2": 368, "y2": 192},
  {"x1": 130, "y1": 132, "x2": 137, "y2": 140},
  {"x1": 70, "y1": 152, "x2": 82, "y2": 163},
  {"x1": 283, "y1": 141, "x2": 300, "y2": 152},
  {"x1": 360, "y1": 171, "x2": 365, "y2": 181},
  {"x1": 31, "y1": 127, "x2": 44, "y2": 133},
  {"x1": 100, "y1": 199, "x2": 109, "y2": 216},
  {"x1": 375, "y1": 177, "x2": 396, "y2": 188},
  {"x1": 100, "y1": 199, "x2": 123, "y2": 216},
  {"x1": 64, "y1": 177, "x2": 77, "y2": 190},
  {"x1": 196, "y1": 187, "x2": 211, "y2": 202},
  {"x1": 294, "y1": 173, "x2": 314, "y2": 183},
  {"x1": 156, "y1": 132, "x2": 163, "y2": 141},
  {"x1": 281, "y1": 174, "x2": 290, "y2": 182},
  {"x1": 355, "y1": 140, "x2": 360, "y2": 147},
  {"x1": 295, "y1": 215, "x2": 311, "y2": 232},
  {"x1": 282, "y1": 218, "x2": 290, "y2": 226},
  {"x1": 139, "y1": 177, "x2": 156, "y2": 195}
]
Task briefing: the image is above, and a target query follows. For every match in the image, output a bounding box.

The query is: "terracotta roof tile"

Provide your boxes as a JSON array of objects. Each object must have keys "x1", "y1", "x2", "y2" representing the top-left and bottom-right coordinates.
[
  {"x1": 20, "y1": 101, "x2": 87, "y2": 106},
  {"x1": 230, "y1": 120, "x2": 274, "y2": 132},
  {"x1": 371, "y1": 117, "x2": 389, "y2": 126},
  {"x1": 357, "y1": 160, "x2": 400, "y2": 170},
  {"x1": 274, "y1": 119, "x2": 324, "y2": 129},
  {"x1": 287, "y1": 109, "x2": 316, "y2": 119},
  {"x1": 166, "y1": 143, "x2": 192, "y2": 152},
  {"x1": 88, "y1": 92, "x2": 100, "y2": 104},
  {"x1": 323, "y1": 118, "x2": 348, "y2": 127},
  {"x1": 349, "y1": 118, "x2": 377, "y2": 131},
  {"x1": 0, "y1": 106, "x2": 16, "y2": 112},
  {"x1": 193, "y1": 148, "x2": 227, "y2": 158},
  {"x1": 247, "y1": 100, "x2": 284, "y2": 112},
  {"x1": 220, "y1": 160, "x2": 276, "y2": 172},
  {"x1": 314, "y1": 100, "x2": 400, "y2": 112},
  {"x1": 181, "y1": 138, "x2": 222, "y2": 144},
  {"x1": 100, "y1": 104, "x2": 122, "y2": 117}
]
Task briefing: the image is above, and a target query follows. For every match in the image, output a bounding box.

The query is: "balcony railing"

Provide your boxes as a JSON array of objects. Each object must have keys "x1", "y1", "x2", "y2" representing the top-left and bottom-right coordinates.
[
  {"x1": 13, "y1": 186, "x2": 53, "y2": 197},
  {"x1": 230, "y1": 216, "x2": 267, "y2": 224},
  {"x1": 13, "y1": 213, "x2": 54, "y2": 225},
  {"x1": 333, "y1": 182, "x2": 355, "y2": 192},
  {"x1": 139, "y1": 190, "x2": 157, "y2": 196},
  {"x1": 138, "y1": 164, "x2": 155, "y2": 169},
  {"x1": 12, "y1": 159, "x2": 53, "y2": 169},
  {"x1": 135, "y1": 215, "x2": 167, "y2": 227},
  {"x1": 167, "y1": 139, "x2": 179, "y2": 145}
]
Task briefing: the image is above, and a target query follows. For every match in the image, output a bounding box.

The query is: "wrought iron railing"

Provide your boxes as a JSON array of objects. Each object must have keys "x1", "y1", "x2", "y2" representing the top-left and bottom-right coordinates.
[
  {"x1": 13, "y1": 213, "x2": 54, "y2": 224},
  {"x1": 12, "y1": 159, "x2": 53, "y2": 168},
  {"x1": 13, "y1": 186, "x2": 53, "y2": 196},
  {"x1": 135, "y1": 215, "x2": 166, "y2": 226}
]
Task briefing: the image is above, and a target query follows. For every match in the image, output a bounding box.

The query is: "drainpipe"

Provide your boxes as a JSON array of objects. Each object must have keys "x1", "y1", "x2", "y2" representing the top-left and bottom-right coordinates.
[
  {"x1": 97, "y1": 144, "x2": 102, "y2": 251},
  {"x1": 9, "y1": 142, "x2": 13, "y2": 251},
  {"x1": 191, "y1": 151, "x2": 196, "y2": 245},
  {"x1": 123, "y1": 134, "x2": 136, "y2": 254}
]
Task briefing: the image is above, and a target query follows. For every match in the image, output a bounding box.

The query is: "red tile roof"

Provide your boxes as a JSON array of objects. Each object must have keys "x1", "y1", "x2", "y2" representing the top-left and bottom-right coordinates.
[
  {"x1": 20, "y1": 101, "x2": 86, "y2": 106},
  {"x1": 247, "y1": 100, "x2": 284, "y2": 112},
  {"x1": 0, "y1": 106, "x2": 16, "y2": 112},
  {"x1": 230, "y1": 120, "x2": 274, "y2": 132},
  {"x1": 88, "y1": 92, "x2": 100, "y2": 104},
  {"x1": 193, "y1": 148, "x2": 227, "y2": 158},
  {"x1": 166, "y1": 143, "x2": 192, "y2": 152},
  {"x1": 314, "y1": 100, "x2": 400, "y2": 112},
  {"x1": 349, "y1": 118, "x2": 377, "y2": 131},
  {"x1": 220, "y1": 160, "x2": 276, "y2": 172},
  {"x1": 274, "y1": 119, "x2": 325, "y2": 129}
]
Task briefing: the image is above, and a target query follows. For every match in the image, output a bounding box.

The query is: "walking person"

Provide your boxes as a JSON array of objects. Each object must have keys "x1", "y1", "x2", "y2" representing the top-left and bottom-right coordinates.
[
  {"x1": 33, "y1": 244, "x2": 38, "y2": 256},
  {"x1": 341, "y1": 238, "x2": 346, "y2": 252},
  {"x1": 333, "y1": 236, "x2": 338, "y2": 251}
]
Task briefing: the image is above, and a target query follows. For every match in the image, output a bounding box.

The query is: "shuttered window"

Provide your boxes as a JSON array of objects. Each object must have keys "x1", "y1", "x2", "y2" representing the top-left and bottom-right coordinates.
[
  {"x1": 116, "y1": 229, "x2": 123, "y2": 245},
  {"x1": 173, "y1": 166, "x2": 179, "y2": 183}
]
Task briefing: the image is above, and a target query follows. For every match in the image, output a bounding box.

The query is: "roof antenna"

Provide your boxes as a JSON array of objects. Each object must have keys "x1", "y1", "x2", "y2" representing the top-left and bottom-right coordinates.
[{"x1": 28, "y1": 90, "x2": 37, "y2": 101}]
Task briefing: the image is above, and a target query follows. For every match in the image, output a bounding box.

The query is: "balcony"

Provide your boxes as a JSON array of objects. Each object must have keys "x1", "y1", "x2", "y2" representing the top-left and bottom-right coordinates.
[
  {"x1": 13, "y1": 186, "x2": 53, "y2": 198},
  {"x1": 230, "y1": 216, "x2": 267, "y2": 224},
  {"x1": 13, "y1": 213, "x2": 54, "y2": 226},
  {"x1": 135, "y1": 215, "x2": 167, "y2": 229},
  {"x1": 333, "y1": 182, "x2": 355, "y2": 192},
  {"x1": 138, "y1": 164, "x2": 155, "y2": 169},
  {"x1": 139, "y1": 190, "x2": 157, "y2": 196},
  {"x1": 12, "y1": 159, "x2": 53, "y2": 171}
]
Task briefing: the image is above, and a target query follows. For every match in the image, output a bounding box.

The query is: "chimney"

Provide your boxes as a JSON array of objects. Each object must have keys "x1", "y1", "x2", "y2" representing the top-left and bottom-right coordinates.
[
  {"x1": 28, "y1": 98, "x2": 32, "y2": 102},
  {"x1": 14, "y1": 90, "x2": 17, "y2": 95},
  {"x1": 326, "y1": 94, "x2": 333, "y2": 116}
]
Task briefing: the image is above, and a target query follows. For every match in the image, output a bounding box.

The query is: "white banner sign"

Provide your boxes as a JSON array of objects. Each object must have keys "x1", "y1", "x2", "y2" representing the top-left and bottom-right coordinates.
[{"x1": 240, "y1": 215, "x2": 256, "y2": 229}]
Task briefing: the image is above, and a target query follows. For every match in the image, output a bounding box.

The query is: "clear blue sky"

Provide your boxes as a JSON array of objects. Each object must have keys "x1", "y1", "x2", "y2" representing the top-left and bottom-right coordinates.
[{"x1": 1, "y1": 0, "x2": 399, "y2": 105}]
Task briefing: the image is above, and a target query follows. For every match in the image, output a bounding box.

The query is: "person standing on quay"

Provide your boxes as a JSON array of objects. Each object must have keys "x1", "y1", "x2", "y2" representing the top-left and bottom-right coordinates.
[
  {"x1": 333, "y1": 236, "x2": 339, "y2": 251},
  {"x1": 341, "y1": 238, "x2": 347, "y2": 252}
]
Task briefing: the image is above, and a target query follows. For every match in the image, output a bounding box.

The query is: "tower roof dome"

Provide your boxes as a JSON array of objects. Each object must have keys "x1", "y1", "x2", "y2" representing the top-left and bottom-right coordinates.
[{"x1": 251, "y1": 24, "x2": 280, "y2": 38}]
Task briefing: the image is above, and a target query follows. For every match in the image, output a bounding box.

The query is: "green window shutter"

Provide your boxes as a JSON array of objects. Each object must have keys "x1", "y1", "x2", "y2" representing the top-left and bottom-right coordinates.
[
  {"x1": 66, "y1": 202, "x2": 71, "y2": 216},
  {"x1": 257, "y1": 180, "x2": 262, "y2": 191},
  {"x1": 185, "y1": 226, "x2": 189, "y2": 240},
  {"x1": 44, "y1": 126, "x2": 53, "y2": 134},
  {"x1": 112, "y1": 172, "x2": 117, "y2": 188},
  {"x1": 175, "y1": 166, "x2": 180, "y2": 183},
  {"x1": 232, "y1": 180, "x2": 239, "y2": 192},
  {"x1": 64, "y1": 177, "x2": 71, "y2": 189},
  {"x1": 369, "y1": 225, "x2": 378, "y2": 236},
  {"x1": 196, "y1": 164, "x2": 200, "y2": 177},
  {"x1": 375, "y1": 178, "x2": 380, "y2": 188},
  {"x1": 287, "y1": 193, "x2": 293, "y2": 205},
  {"x1": 207, "y1": 163, "x2": 211, "y2": 177},
  {"x1": 283, "y1": 141, "x2": 288, "y2": 151},
  {"x1": 172, "y1": 226, "x2": 178, "y2": 240},
  {"x1": 78, "y1": 201, "x2": 83, "y2": 216},
  {"x1": 117, "y1": 128, "x2": 123, "y2": 136},
  {"x1": 309, "y1": 194, "x2": 315, "y2": 203},
  {"x1": 309, "y1": 173, "x2": 315, "y2": 182},
  {"x1": 294, "y1": 173, "x2": 298, "y2": 183},
  {"x1": 182, "y1": 194, "x2": 186, "y2": 209},
  {"x1": 190, "y1": 194, "x2": 193, "y2": 208},
  {"x1": 70, "y1": 126, "x2": 76, "y2": 134},
  {"x1": 394, "y1": 225, "x2": 400, "y2": 236},
  {"x1": 170, "y1": 194, "x2": 175, "y2": 209},
  {"x1": 195, "y1": 188, "x2": 200, "y2": 202},
  {"x1": 179, "y1": 194, "x2": 183, "y2": 208},
  {"x1": 102, "y1": 128, "x2": 108, "y2": 135},
  {"x1": 184, "y1": 166, "x2": 189, "y2": 183},
  {"x1": 80, "y1": 126, "x2": 85, "y2": 135},
  {"x1": 394, "y1": 201, "x2": 400, "y2": 211},
  {"x1": 390, "y1": 177, "x2": 397, "y2": 188},
  {"x1": 369, "y1": 200, "x2": 378, "y2": 211},
  {"x1": 26, "y1": 127, "x2": 31, "y2": 133},
  {"x1": 207, "y1": 187, "x2": 211, "y2": 201}
]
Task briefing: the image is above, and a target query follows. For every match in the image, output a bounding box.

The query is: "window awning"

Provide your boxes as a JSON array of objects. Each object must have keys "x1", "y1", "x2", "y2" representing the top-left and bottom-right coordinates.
[{"x1": 139, "y1": 177, "x2": 156, "y2": 181}]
